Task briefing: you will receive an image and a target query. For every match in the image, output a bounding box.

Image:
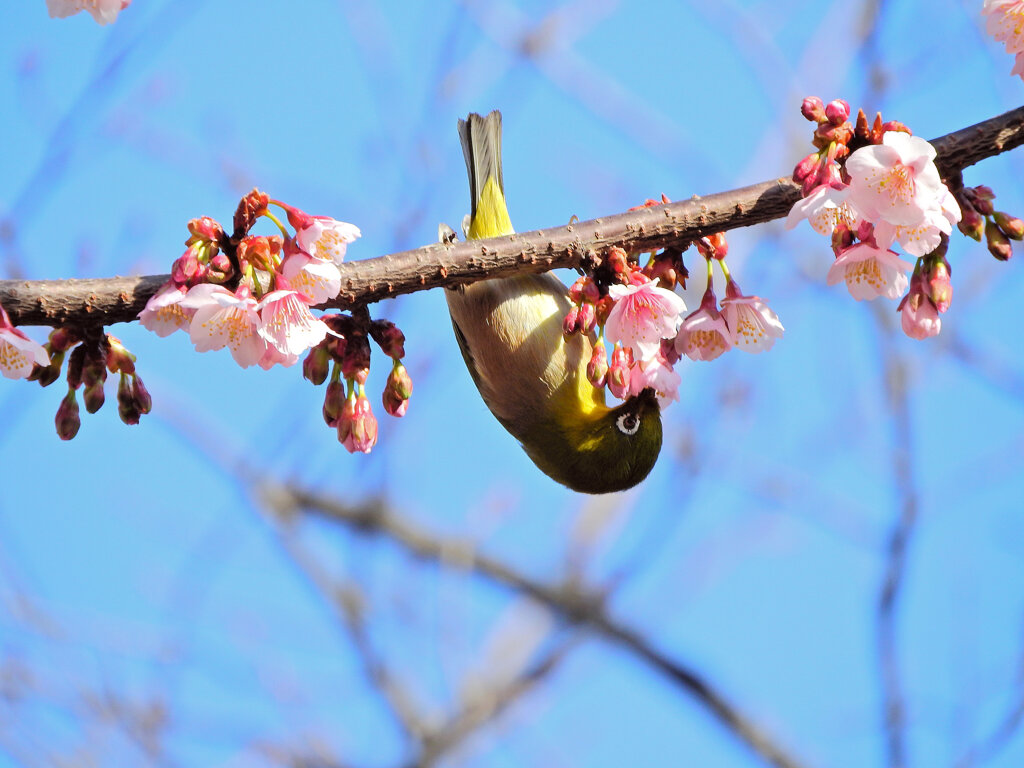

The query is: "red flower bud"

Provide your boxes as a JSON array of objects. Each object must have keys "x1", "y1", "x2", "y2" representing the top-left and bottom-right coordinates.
[
  {"x1": 562, "y1": 305, "x2": 580, "y2": 336},
  {"x1": 369, "y1": 320, "x2": 406, "y2": 359},
  {"x1": 925, "y1": 256, "x2": 953, "y2": 314},
  {"x1": 303, "y1": 346, "x2": 331, "y2": 386},
  {"x1": 323, "y1": 380, "x2": 346, "y2": 426},
  {"x1": 587, "y1": 338, "x2": 608, "y2": 388},
  {"x1": 55, "y1": 388, "x2": 81, "y2": 440},
  {"x1": 800, "y1": 96, "x2": 826, "y2": 123},
  {"x1": 825, "y1": 99, "x2": 850, "y2": 125},
  {"x1": 957, "y1": 206, "x2": 985, "y2": 241}
]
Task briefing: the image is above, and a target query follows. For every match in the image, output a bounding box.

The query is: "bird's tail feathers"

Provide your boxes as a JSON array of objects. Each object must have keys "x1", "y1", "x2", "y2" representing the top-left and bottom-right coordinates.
[{"x1": 458, "y1": 110, "x2": 504, "y2": 222}]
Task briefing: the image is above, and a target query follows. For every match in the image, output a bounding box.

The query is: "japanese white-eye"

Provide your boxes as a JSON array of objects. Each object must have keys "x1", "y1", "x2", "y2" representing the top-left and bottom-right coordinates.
[{"x1": 445, "y1": 111, "x2": 662, "y2": 494}]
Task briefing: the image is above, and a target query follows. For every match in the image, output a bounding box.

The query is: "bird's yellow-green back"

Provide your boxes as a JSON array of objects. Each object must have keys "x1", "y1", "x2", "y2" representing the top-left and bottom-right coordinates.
[{"x1": 445, "y1": 111, "x2": 662, "y2": 493}]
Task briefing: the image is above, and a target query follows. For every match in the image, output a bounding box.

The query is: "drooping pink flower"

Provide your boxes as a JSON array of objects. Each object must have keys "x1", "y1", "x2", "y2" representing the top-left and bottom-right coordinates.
[
  {"x1": 720, "y1": 280, "x2": 785, "y2": 353},
  {"x1": 292, "y1": 215, "x2": 361, "y2": 266},
  {"x1": 674, "y1": 286, "x2": 732, "y2": 362},
  {"x1": 179, "y1": 284, "x2": 266, "y2": 368},
  {"x1": 139, "y1": 282, "x2": 194, "y2": 337},
  {"x1": 983, "y1": 0, "x2": 1024, "y2": 79},
  {"x1": 281, "y1": 249, "x2": 342, "y2": 305},
  {"x1": 0, "y1": 305, "x2": 49, "y2": 380},
  {"x1": 872, "y1": 187, "x2": 961, "y2": 258},
  {"x1": 604, "y1": 277, "x2": 686, "y2": 360},
  {"x1": 785, "y1": 184, "x2": 860, "y2": 235},
  {"x1": 826, "y1": 241, "x2": 914, "y2": 301},
  {"x1": 47, "y1": 0, "x2": 131, "y2": 25},
  {"x1": 257, "y1": 286, "x2": 329, "y2": 357},
  {"x1": 627, "y1": 354, "x2": 681, "y2": 409},
  {"x1": 258, "y1": 345, "x2": 300, "y2": 370},
  {"x1": 898, "y1": 273, "x2": 942, "y2": 340},
  {"x1": 845, "y1": 132, "x2": 947, "y2": 228}
]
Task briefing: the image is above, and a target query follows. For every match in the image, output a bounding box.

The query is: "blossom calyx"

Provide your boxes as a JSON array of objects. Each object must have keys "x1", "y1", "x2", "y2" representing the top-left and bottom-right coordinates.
[{"x1": 233, "y1": 189, "x2": 270, "y2": 238}]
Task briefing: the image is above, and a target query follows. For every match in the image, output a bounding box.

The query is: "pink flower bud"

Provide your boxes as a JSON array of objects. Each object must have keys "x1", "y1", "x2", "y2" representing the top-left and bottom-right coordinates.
[
  {"x1": 925, "y1": 257, "x2": 952, "y2": 314},
  {"x1": 562, "y1": 305, "x2": 580, "y2": 336},
  {"x1": 105, "y1": 335, "x2": 136, "y2": 375},
  {"x1": 986, "y1": 219, "x2": 1013, "y2": 261},
  {"x1": 303, "y1": 346, "x2": 331, "y2": 385},
  {"x1": 339, "y1": 393, "x2": 378, "y2": 454},
  {"x1": 607, "y1": 343, "x2": 632, "y2": 400},
  {"x1": 800, "y1": 96, "x2": 826, "y2": 123},
  {"x1": 974, "y1": 195, "x2": 995, "y2": 217},
  {"x1": 48, "y1": 327, "x2": 79, "y2": 354},
  {"x1": 187, "y1": 216, "x2": 225, "y2": 244},
  {"x1": 568, "y1": 277, "x2": 587, "y2": 304},
  {"x1": 55, "y1": 389, "x2": 81, "y2": 440},
  {"x1": 825, "y1": 99, "x2": 850, "y2": 125},
  {"x1": 994, "y1": 211, "x2": 1024, "y2": 240},
  {"x1": 322, "y1": 380, "x2": 346, "y2": 426},
  {"x1": 957, "y1": 206, "x2": 985, "y2": 241},
  {"x1": 587, "y1": 338, "x2": 608, "y2": 388},
  {"x1": 32, "y1": 350, "x2": 63, "y2": 388},
  {"x1": 66, "y1": 344, "x2": 85, "y2": 389},
  {"x1": 898, "y1": 278, "x2": 941, "y2": 340},
  {"x1": 577, "y1": 302, "x2": 596, "y2": 334},
  {"x1": 383, "y1": 364, "x2": 412, "y2": 417},
  {"x1": 171, "y1": 246, "x2": 201, "y2": 285},
  {"x1": 117, "y1": 374, "x2": 139, "y2": 424},
  {"x1": 793, "y1": 152, "x2": 820, "y2": 183}
]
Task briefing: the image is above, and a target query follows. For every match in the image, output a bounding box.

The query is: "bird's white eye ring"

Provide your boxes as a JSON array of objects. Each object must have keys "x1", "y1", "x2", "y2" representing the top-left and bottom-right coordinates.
[{"x1": 616, "y1": 412, "x2": 640, "y2": 435}]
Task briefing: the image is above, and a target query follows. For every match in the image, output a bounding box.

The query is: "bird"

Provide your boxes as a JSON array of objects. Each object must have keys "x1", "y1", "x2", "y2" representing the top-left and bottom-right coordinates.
[{"x1": 445, "y1": 110, "x2": 662, "y2": 494}]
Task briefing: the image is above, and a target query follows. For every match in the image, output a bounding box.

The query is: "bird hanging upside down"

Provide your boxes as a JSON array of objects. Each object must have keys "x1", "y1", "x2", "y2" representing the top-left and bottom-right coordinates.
[{"x1": 445, "y1": 110, "x2": 663, "y2": 494}]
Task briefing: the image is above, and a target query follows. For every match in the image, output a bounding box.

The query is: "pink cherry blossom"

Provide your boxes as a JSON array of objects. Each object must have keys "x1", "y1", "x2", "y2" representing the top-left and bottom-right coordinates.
[
  {"x1": 628, "y1": 354, "x2": 681, "y2": 409},
  {"x1": 47, "y1": 0, "x2": 131, "y2": 24},
  {"x1": 785, "y1": 184, "x2": 860, "y2": 235},
  {"x1": 984, "y1": 0, "x2": 1024, "y2": 78},
  {"x1": 281, "y1": 250, "x2": 342, "y2": 305},
  {"x1": 873, "y1": 187, "x2": 961, "y2": 257},
  {"x1": 674, "y1": 287, "x2": 732, "y2": 362},
  {"x1": 0, "y1": 306, "x2": 49, "y2": 380},
  {"x1": 138, "y1": 282, "x2": 194, "y2": 337},
  {"x1": 258, "y1": 345, "x2": 300, "y2": 370},
  {"x1": 720, "y1": 281, "x2": 785, "y2": 353},
  {"x1": 845, "y1": 132, "x2": 946, "y2": 227},
  {"x1": 605, "y1": 278, "x2": 686, "y2": 360},
  {"x1": 257, "y1": 288, "x2": 329, "y2": 357},
  {"x1": 826, "y1": 241, "x2": 914, "y2": 301},
  {"x1": 295, "y1": 217, "x2": 361, "y2": 266},
  {"x1": 179, "y1": 284, "x2": 266, "y2": 368}
]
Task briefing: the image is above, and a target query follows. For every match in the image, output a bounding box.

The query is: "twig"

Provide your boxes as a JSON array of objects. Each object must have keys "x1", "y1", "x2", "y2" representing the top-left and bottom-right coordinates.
[
  {"x1": 263, "y1": 482, "x2": 813, "y2": 768},
  {"x1": 1, "y1": 106, "x2": 1023, "y2": 327}
]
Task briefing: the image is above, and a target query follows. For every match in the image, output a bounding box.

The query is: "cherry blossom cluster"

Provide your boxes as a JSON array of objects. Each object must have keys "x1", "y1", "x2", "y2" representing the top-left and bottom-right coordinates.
[
  {"x1": 302, "y1": 313, "x2": 412, "y2": 454},
  {"x1": 1, "y1": 302, "x2": 151, "y2": 439},
  {"x1": 983, "y1": 0, "x2": 1024, "y2": 79},
  {"x1": 563, "y1": 217, "x2": 783, "y2": 408},
  {"x1": 139, "y1": 189, "x2": 359, "y2": 370},
  {"x1": 786, "y1": 97, "x2": 965, "y2": 339},
  {"x1": 46, "y1": 0, "x2": 131, "y2": 25},
  {"x1": 138, "y1": 189, "x2": 409, "y2": 453}
]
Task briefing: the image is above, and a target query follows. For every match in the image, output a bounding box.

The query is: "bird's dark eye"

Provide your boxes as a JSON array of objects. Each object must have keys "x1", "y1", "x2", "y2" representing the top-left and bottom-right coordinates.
[{"x1": 616, "y1": 412, "x2": 640, "y2": 435}]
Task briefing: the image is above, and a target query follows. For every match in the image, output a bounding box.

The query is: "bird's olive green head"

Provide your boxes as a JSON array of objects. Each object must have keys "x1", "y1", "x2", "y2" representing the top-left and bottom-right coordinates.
[{"x1": 521, "y1": 387, "x2": 663, "y2": 494}]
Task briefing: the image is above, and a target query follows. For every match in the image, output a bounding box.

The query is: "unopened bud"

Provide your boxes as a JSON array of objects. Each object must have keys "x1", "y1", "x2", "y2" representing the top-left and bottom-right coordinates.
[
  {"x1": 824, "y1": 99, "x2": 850, "y2": 125},
  {"x1": 994, "y1": 211, "x2": 1024, "y2": 240},
  {"x1": 323, "y1": 379, "x2": 346, "y2": 426},
  {"x1": 793, "y1": 152, "x2": 820, "y2": 183},
  {"x1": 925, "y1": 256, "x2": 953, "y2": 314},
  {"x1": 800, "y1": 96, "x2": 826, "y2": 123},
  {"x1": 187, "y1": 216, "x2": 225, "y2": 244},
  {"x1": 55, "y1": 388, "x2": 81, "y2": 440},
  {"x1": 131, "y1": 375, "x2": 152, "y2": 414},
  {"x1": 369, "y1": 320, "x2": 406, "y2": 359},
  {"x1": 587, "y1": 338, "x2": 608, "y2": 388},
  {"x1": 303, "y1": 345, "x2": 331, "y2": 385},
  {"x1": 383, "y1": 363, "x2": 412, "y2": 417},
  {"x1": 117, "y1": 374, "x2": 140, "y2": 425},
  {"x1": 607, "y1": 343, "x2": 632, "y2": 400},
  {"x1": 48, "y1": 327, "x2": 79, "y2": 354},
  {"x1": 83, "y1": 380, "x2": 105, "y2": 414},
  {"x1": 957, "y1": 206, "x2": 985, "y2": 241},
  {"x1": 66, "y1": 344, "x2": 85, "y2": 389},
  {"x1": 339, "y1": 332, "x2": 371, "y2": 380},
  {"x1": 105, "y1": 335, "x2": 136, "y2": 375},
  {"x1": 562, "y1": 305, "x2": 580, "y2": 336},
  {"x1": 577, "y1": 302, "x2": 596, "y2": 334},
  {"x1": 171, "y1": 246, "x2": 202, "y2": 285},
  {"x1": 986, "y1": 219, "x2": 1013, "y2": 261},
  {"x1": 33, "y1": 349, "x2": 63, "y2": 388},
  {"x1": 595, "y1": 295, "x2": 615, "y2": 327}
]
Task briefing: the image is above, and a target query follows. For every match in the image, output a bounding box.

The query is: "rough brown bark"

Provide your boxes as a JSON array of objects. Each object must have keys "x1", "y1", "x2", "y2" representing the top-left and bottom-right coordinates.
[{"x1": 2, "y1": 105, "x2": 1022, "y2": 328}]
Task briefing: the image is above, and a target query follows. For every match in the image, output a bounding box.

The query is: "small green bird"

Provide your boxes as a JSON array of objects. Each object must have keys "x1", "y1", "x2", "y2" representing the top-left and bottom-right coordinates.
[{"x1": 445, "y1": 111, "x2": 662, "y2": 494}]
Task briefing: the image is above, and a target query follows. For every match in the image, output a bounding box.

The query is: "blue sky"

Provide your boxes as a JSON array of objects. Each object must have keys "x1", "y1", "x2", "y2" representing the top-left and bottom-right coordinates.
[{"x1": 1, "y1": 1, "x2": 1023, "y2": 767}]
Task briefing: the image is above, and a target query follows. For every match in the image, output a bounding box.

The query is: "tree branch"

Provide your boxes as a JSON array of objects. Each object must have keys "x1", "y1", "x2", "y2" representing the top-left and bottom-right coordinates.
[
  {"x1": 263, "y1": 482, "x2": 813, "y2": 768},
  {"x1": 1, "y1": 106, "x2": 1023, "y2": 327}
]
